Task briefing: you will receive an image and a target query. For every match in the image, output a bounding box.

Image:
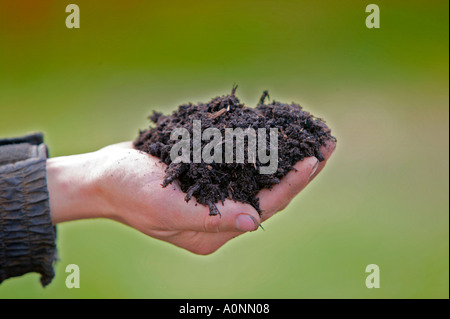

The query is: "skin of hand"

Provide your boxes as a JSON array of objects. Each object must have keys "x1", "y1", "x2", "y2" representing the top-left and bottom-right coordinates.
[{"x1": 46, "y1": 140, "x2": 335, "y2": 255}]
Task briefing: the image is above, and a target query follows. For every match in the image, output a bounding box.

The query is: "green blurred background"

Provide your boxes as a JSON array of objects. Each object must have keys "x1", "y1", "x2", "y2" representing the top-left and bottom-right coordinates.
[{"x1": 0, "y1": 0, "x2": 448, "y2": 298}]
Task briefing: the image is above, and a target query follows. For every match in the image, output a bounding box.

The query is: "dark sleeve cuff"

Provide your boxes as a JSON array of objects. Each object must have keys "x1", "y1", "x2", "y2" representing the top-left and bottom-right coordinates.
[{"x1": 0, "y1": 133, "x2": 57, "y2": 287}]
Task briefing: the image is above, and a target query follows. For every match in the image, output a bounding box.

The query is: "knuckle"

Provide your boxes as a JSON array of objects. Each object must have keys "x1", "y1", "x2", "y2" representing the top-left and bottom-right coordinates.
[{"x1": 203, "y1": 214, "x2": 222, "y2": 233}]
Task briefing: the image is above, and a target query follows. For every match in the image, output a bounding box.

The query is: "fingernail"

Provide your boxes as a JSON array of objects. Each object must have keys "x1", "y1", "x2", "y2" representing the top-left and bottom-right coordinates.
[
  {"x1": 235, "y1": 214, "x2": 259, "y2": 232},
  {"x1": 309, "y1": 159, "x2": 319, "y2": 180}
]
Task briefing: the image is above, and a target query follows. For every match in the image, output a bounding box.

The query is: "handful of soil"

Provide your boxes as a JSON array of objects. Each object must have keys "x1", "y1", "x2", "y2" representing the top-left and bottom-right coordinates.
[{"x1": 133, "y1": 86, "x2": 336, "y2": 216}]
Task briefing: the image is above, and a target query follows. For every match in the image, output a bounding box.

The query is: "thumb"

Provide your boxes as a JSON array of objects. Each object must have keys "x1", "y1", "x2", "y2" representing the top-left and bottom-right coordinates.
[{"x1": 177, "y1": 199, "x2": 262, "y2": 233}]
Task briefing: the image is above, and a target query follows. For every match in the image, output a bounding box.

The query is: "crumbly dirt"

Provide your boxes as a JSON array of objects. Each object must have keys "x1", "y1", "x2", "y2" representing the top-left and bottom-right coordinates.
[{"x1": 133, "y1": 86, "x2": 336, "y2": 216}]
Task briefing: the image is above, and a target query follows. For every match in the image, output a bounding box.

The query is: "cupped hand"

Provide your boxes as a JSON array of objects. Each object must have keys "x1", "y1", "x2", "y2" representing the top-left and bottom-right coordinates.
[{"x1": 47, "y1": 140, "x2": 335, "y2": 255}]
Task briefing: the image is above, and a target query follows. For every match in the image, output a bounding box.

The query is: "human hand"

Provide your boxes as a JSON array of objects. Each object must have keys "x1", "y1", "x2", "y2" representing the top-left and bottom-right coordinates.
[{"x1": 47, "y1": 140, "x2": 335, "y2": 255}]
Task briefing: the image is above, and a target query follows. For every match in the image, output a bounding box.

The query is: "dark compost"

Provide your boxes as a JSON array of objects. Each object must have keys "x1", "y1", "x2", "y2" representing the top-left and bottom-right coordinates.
[{"x1": 134, "y1": 87, "x2": 336, "y2": 216}]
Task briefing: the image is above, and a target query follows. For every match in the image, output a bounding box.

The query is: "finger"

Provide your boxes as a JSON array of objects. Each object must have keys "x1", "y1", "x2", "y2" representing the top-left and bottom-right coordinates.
[
  {"x1": 258, "y1": 139, "x2": 336, "y2": 221},
  {"x1": 258, "y1": 156, "x2": 319, "y2": 221},
  {"x1": 308, "y1": 139, "x2": 336, "y2": 182},
  {"x1": 169, "y1": 197, "x2": 262, "y2": 233}
]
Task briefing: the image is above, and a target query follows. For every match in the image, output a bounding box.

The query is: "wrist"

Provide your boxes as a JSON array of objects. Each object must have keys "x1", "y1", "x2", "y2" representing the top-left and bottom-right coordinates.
[{"x1": 46, "y1": 152, "x2": 109, "y2": 224}]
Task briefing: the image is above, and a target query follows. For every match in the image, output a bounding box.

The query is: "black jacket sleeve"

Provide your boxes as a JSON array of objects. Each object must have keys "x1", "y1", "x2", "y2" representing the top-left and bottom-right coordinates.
[{"x1": 0, "y1": 133, "x2": 57, "y2": 287}]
